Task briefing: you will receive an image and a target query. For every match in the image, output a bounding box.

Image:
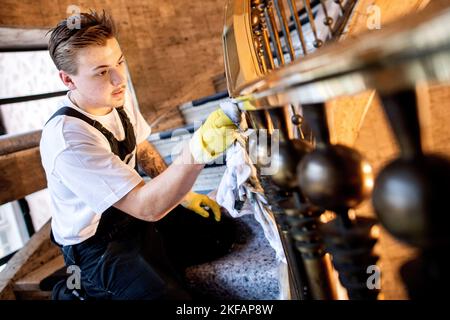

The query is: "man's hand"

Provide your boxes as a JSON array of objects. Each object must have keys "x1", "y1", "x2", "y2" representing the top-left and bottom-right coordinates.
[
  {"x1": 181, "y1": 191, "x2": 221, "y2": 222},
  {"x1": 189, "y1": 108, "x2": 238, "y2": 163}
]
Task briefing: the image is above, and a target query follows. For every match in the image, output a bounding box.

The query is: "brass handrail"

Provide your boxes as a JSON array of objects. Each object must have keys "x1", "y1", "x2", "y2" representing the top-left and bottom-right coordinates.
[
  {"x1": 223, "y1": 0, "x2": 357, "y2": 97},
  {"x1": 224, "y1": 1, "x2": 450, "y2": 108},
  {"x1": 223, "y1": 0, "x2": 264, "y2": 98}
]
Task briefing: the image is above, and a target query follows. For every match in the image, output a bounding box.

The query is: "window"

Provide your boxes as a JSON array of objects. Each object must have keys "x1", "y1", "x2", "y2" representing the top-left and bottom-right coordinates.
[
  {"x1": 0, "y1": 202, "x2": 30, "y2": 264},
  {"x1": 0, "y1": 29, "x2": 140, "y2": 266}
]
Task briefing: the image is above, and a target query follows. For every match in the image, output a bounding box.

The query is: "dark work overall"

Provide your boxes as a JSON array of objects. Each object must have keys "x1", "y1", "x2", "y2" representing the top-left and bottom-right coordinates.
[{"x1": 46, "y1": 106, "x2": 235, "y2": 300}]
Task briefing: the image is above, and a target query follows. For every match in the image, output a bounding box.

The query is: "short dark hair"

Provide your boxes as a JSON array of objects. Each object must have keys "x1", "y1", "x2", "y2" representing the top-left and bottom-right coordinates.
[{"x1": 48, "y1": 10, "x2": 117, "y2": 75}]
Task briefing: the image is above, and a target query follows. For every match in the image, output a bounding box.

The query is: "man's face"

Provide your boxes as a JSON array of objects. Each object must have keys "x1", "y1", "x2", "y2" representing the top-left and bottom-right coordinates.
[{"x1": 63, "y1": 37, "x2": 128, "y2": 110}]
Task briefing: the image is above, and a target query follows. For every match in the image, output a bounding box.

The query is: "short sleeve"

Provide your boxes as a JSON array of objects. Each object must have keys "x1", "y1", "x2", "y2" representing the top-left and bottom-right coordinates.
[{"x1": 53, "y1": 140, "x2": 143, "y2": 214}]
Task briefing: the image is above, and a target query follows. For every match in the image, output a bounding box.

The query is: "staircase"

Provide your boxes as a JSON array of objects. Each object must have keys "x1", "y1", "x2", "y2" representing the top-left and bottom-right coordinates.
[{"x1": 0, "y1": 0, "x2": 362, "y2": 300}]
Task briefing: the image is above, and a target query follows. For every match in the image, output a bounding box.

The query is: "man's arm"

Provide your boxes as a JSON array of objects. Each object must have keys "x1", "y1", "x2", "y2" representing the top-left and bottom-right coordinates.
[
  {"x1": 137, "y1": 139, "x2": 222, "y2": 221},
  {"x1": 114, "y1": 108, "x2": 237, "y2": 222},
  {"x1": 114, "y1": 142, "x2": 204, "y2": 222},
  {"x1": 136, "y1": 140, "x2": 168, "y2": 178}
]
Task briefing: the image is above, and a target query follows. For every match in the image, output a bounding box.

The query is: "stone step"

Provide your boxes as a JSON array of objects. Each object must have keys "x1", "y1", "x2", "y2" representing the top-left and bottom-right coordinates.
[{"x1": 185, "y1": 214, "x2": 281, "y2": 300}]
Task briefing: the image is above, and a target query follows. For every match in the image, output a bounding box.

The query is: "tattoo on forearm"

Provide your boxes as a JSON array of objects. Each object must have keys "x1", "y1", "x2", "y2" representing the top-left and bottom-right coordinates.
[{"x1": 137, "y1": 143, "x2": 168, "y2": 178}]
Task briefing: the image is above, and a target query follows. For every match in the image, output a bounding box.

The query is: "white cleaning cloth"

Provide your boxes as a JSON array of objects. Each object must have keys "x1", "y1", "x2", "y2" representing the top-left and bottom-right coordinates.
[{"x1": 215, "y1": 141, "x2": 287, "y2": 264}]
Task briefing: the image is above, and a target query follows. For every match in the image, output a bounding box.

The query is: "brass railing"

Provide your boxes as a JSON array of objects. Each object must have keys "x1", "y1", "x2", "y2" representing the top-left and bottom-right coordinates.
[
  {"x1": 225, "y1": 1, "x2": 450, "y2": 106},
  {"x1": 223, "y1": 0, "x2": 450, "y2": 300},
  {"x1": 223, "y1": 0, "x2": 356, "y2": 97}
]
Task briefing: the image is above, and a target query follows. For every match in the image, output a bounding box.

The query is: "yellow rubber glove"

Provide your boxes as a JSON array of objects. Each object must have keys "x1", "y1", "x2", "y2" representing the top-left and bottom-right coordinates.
[
  {"x1": 189, "y1": 108, "x2": 238, "y2": 163},
  {"x1": 181, "y1": 191, "x2": 221, "y2": 222}
]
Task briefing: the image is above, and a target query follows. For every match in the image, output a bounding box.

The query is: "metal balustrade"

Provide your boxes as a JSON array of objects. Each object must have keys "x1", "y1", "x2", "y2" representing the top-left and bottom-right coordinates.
[{"x1": 222, "y1": 1, "x2": 450, "y2": 300}]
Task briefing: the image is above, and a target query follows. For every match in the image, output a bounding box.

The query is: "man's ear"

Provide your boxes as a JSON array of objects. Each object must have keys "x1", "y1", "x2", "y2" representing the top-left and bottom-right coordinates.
[{"x1": 59, "y1": 70, "x2": 77, "y2": 90}]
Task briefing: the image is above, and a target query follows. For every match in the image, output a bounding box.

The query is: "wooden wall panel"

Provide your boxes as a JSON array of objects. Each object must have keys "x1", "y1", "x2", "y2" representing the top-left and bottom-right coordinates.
[
  {"x1": 0, "y1": 0, "x2": 226, "y2": 132},
  {"x1": 0, "y1": 147, "x2": 47, "y2": 205},
  {"x1": 326, "y1": 90, "x2": 376, "y2": 146},
  {"x1": 417, "y1": 83, "x2": 450, "y2": 156},
  {"x1": 0, "y1": 222, "x2": 60, "y2": 300}
]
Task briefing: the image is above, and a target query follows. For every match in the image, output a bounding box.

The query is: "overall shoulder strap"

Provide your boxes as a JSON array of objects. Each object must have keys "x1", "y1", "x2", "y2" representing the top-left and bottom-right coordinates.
[
  {"x1": 115, "y1": 106, "x2": 136, "y2": 150},
  {"x1": 45, "y1": 106, "x2": 118, "y2": 153},
  {"x1": 46, "y1": 107, "x2": 93, "y2": 126}
]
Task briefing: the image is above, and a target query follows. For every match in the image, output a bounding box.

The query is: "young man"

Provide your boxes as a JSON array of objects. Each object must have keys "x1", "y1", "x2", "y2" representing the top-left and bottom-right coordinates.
[{"x1": 40, "y1": 11, "x2": 237, "y2": 300}]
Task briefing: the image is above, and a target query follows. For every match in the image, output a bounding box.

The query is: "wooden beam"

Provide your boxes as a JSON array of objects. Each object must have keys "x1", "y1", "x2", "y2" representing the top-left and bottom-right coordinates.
[
  {"x1": 14, "y1": 290, "x2": 52, "y2": 300},
  {"x1": 0, "y1": 27, "x2": 49, "y2": 51},
  {"x1": 0, "y1": 146, "x2": 47, "y2": 205},
  {"x1": 0, "y1": 222, "x2": 60, "y2": 300},
  {"x1": 0, "y1": 130, "x2": 41, "y2": 156},
  {"x1": 14, "y1": 255, "x2": 65, "y2": 292}
]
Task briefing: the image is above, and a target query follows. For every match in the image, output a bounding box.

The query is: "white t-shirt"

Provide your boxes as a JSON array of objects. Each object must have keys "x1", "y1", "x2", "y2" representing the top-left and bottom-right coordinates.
[{"x1": 40, "y1": 90, "x2": 151, "y2": 246}]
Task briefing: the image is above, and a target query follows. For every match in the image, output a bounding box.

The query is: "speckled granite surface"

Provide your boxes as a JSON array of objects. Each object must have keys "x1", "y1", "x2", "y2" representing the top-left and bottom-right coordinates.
[{"x1": 184, "y1": 214, "x2": 281, "y2": 300}]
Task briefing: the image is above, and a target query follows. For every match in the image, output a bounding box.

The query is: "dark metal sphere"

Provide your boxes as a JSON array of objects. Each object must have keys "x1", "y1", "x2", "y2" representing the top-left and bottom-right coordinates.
[
  {"x1": 251, "y1": 10, "x2": 260, "y2": 26},
  {"x1": 297, "y1": 145, "x2": 374, "y2": 210},
  {"x1": 372, "y1": 155, "x2": 450, "y2": 249},
  {"x1": 313, "y1": 39, "x2": 324, "y2": 48},
  {"x1": 256, "y1": 138, "x2": 313, "y2": 189},
  {"x1": 271, "y1": 139, "x2": 313, "y2": 189},
  {"x1": 323, "y1": 17, "x2": 333, "y2": 26},
  {"x1": 291, "y1": 114, "x2": 303, "y2": 126}
]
